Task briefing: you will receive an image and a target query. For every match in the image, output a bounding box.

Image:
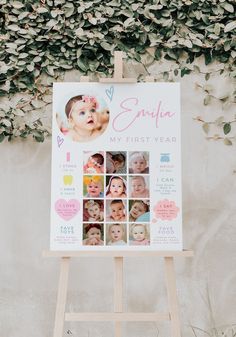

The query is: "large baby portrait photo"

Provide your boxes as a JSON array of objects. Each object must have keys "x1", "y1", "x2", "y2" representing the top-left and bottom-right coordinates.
[{"x1": 56, "y1": 94, "x2": 109, "y2": 142}]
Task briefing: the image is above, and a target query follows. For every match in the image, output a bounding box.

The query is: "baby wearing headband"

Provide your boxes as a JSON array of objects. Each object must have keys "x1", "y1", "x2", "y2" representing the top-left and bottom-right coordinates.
[
  {"x1": 129, "y1": 152, "x2": 149, "y2": 174},
  {"x1": 84, "y1": 200, "x2": 104, "y2": 222},
  {"x1": 84, "y1": 153, "x2": 104, "y2": 174},
  {"x1": 83, "y1": 176, "x2": 104, "y2": 198},
  {"x1": 65, "y1": 95, "x2": 100, "y2": 142}
]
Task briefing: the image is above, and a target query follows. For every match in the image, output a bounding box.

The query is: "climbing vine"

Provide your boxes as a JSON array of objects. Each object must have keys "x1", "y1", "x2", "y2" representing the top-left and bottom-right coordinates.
[{"x1": 0, "y1": 0, "x2": 235, "y2": 142}]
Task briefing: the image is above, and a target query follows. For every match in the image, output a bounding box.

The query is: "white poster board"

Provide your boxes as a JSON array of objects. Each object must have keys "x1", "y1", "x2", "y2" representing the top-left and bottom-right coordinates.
[{"x1": 50, "y1": 82, "x2": 182, "y2": 251}]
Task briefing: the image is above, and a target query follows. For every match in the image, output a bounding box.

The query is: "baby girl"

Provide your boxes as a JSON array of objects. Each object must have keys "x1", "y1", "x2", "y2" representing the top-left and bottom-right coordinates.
[
  {"x1": 64, "y1": 95, "x2": 100, "y2": 142},
  {"x1": 129, "y1": 200, "x2": 150, "y2": 222},
  {"x1": 129, "y1": 152, "x2": 149, "y2": 174},
  {"x1": 106, "y1": 176, "x2": 127, "y2": 198},
  {"x1": 106, "y1": 152, "x2": 126, "y2": 174},
  {"x1": 84, "y1": 200, "x2": 104, "y2": 222},
  {"x1": 83, "y1": 176, "x2": 104, "y2": 198},
  {"x1": 83, "y1": 153, "x2": 104, "y2": 174},
  {"x1": 107, "y1": 223, "x2": 126, "y2": 246},
  {"x1": 129, "y1": 176, "x2": 149, "y2": 198},
  {"x1": 83, "y1": 224, "x2": 104, "y2": 246},
  {"x1": 107, "y1": 200, "x2": 126, "y2": 222},
  {"x1": 129, "y1": 223, "x2": 150, "y2": 246}
]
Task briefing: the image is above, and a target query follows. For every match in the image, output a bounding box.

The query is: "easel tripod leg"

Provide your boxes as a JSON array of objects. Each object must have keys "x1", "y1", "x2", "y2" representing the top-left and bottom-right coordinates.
[
  {"x1": 114, "y1": 257, "x2": 123, "y2": 337},
  {"x1": 164, "y1": 257, "x2": 182, "y2": 337},
  {"x1": 53, "y1": 257, "x2": 70, "y2": 337}
]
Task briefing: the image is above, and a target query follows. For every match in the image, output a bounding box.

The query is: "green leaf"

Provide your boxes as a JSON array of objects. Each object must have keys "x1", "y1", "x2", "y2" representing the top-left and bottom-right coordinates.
[
  {"x1": 36, "y1": 7, "x2": 49, "y2": 14},
  {"x1": 26, "y1": 63, "x2": 34, "y2": 71},
  {"x1": 18, "y1": 53, "x2": 28, "y2": 59},
  {"x1": 7, "y1": 24, "x2": 19, "y2": 31},
  {"x1": 224, "y1": 21, "x2": 236, "y2": 33},
  {"x1": 204, "y1": 53, "x2": 212, "y2": 65},
  {"x1": 202, "y1": 122, "x2": 209, "y2": 134},
  {"x1": 0, "y1": 133, "x2": 5, "y2": 143},
  {"x1": 223, "y1": 123, "x2": 231, "y2": 135},
  {"x1": 65, "y1": 6, "x2": 74, "y2": 18},
  {"x1": 174, "y1": 69, "x2": 179, "y2": 76},
  {"x1": 181, "y1": 67, "x2": 191, "y2": 77},
  {"x1": 1, "y1": 119, "x2": 12, "y2": 127},
  {"x1": 224, "y1": 40, "x2": 231, "y2": 52},
  {"x1": 123, "y1": 17, "x2": 135, "y2": 28},
  {"x1": 18, "y1": 12, "x2": 29, "y2": 20},
  {"x1": 214, "y1": 23, "x2": 221, "y2": 35},
  {"x1": 14, "y1": 109, "x2": 25, "y2": 116},
  {"x1": 46, "y1": 19, "x2": 58, "y2": 28},
  {"x1": 77, "y1": 58, "x2": 88, "y2": 72},
  {"x1": 224, "y1": 138, "x2": 232, "y2": 145},
  {"x1": 215, "y1": 116, "x2": 224, "y2": 126},
  {"x1": 32, "y1": 130, "x2": 45, "y2": 142},
  {"x1": 221, "y1": 2, "x2": 234, "y2": 13},
  {"x1": 204, "y1": 95, "x2": 211, "y2": 105},
  {"x1": 11, "y1": 1, "x2": 24, "y2": 9},
  {"x1": 163, "y1": 72, "x2": 169, "y2": 81},
  {"x1": 31, "y1": 100, "x2": 45, "y2": 109},
  {"x1": 46, "y1": 66, "x2": 55, "y2": 76},
  {"x1": 101, "y1": 42, "x2": 113, "y2": 51}
]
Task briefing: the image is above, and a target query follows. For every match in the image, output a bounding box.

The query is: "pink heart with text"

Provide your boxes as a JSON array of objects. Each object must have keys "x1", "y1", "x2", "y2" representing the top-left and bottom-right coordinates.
[{"x1": 55, "y1": 199, "x2": 80, "y2": 221}]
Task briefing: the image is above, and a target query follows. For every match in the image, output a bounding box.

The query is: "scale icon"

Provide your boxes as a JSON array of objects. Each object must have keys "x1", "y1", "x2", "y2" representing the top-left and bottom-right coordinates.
[{"x1": 160, "y1": 153, "x2": 170, "y2": 163}]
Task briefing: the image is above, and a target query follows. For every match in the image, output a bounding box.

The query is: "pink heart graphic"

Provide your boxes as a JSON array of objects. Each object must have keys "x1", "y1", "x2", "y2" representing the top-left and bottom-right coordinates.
[
  {"x1": 55, "y1": 199, "x2": 80, "y2": 221},
  {"x1": 57, "y1": 135, "x2": 64, "y2": 148}
]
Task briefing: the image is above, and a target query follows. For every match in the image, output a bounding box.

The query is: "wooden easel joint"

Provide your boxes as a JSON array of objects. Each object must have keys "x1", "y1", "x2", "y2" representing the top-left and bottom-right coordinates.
[{"x1": 99, "y1": 51, "x2": 136, "y2": 83}]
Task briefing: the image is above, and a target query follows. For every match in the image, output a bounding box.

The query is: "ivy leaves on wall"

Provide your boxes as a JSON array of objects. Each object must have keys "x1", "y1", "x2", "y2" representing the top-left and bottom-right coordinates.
[{"x1": 0, "y1": 0, "x2": 235, "y2": 142}]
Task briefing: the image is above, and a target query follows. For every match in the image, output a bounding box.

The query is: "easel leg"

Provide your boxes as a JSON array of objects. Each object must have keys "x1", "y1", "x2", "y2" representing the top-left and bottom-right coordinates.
[
  {"x1": 53, "y1": 257, "x2": 70, "y2": 337},
  {"x1": 114, "y1": 257, "x2": 123, "y2": 337},
  {"x1": 164, "y1": 257, "x2": 182, "y2": 337}
]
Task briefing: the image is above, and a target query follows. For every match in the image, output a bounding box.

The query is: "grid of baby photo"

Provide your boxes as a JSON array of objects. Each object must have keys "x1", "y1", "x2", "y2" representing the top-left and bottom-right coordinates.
[{"x1": 82, "y1": 151, "x2": 150, "y2": 247}]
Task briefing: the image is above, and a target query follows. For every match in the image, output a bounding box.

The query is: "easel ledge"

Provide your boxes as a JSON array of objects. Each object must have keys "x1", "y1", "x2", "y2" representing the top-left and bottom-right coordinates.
[{"x1": 43, "y1": 249, "x2": 193, "y2": 258}]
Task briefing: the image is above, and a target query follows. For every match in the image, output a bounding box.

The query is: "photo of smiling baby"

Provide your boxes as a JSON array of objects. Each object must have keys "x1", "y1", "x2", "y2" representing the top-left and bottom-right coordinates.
[
  {"x1": 106, "y1": 223, "x2": 127, "y2": 246},
  {"x1": 83, "y1": 175, "x2": 104, "y2": 198},
  {"x1": 106, "y1": 175, "x2": 127, "y2": 198},
  {"x1": 129, "y1": 175, "x2": 149, "y2": 198},
  {"x1": 57, "y1": 94, "x2": 110, "y2": 142},
  {"x1": 129, "y1": 151, "x2": 149, "y2": 174},
  {"x1": 106, "y1": 199, "x2": 127, "y2": 222},
  {"x1": 129, "y1": 223, "x2": 150, "y2": 246},
  {"x1": 129, "y1": 200, "x2": 150, "y2": 222}
]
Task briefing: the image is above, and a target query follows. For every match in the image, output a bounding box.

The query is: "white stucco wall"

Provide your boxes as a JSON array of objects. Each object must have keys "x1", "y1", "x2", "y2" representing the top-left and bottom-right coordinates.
[{"x1": 1, "y1": 65, "x2": 235, "y2": 337}]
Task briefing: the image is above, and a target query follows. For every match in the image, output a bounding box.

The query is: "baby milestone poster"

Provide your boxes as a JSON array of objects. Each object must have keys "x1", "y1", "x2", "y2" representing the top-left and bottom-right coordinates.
[{"x1": 50, "y1": 82, "x2": 182, "y2": 251}]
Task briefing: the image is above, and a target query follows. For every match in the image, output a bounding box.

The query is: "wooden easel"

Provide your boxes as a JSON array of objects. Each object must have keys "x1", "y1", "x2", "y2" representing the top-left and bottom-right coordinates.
[
  {"x1": 43, "y1": 250, "x2": 193, "y2": 337},
  {"x1": 45, "y1": 51, "x2": 193, "y2": 337}
]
